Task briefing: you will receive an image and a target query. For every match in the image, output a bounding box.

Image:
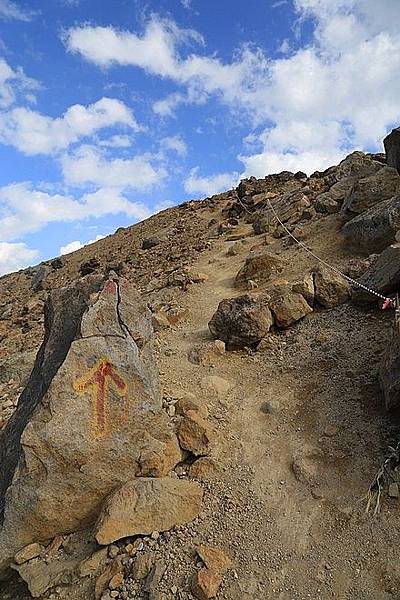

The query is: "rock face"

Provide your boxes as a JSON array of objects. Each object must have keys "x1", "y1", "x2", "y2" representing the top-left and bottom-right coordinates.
[
  {"x1": 380, "y1": 324, "x2": 400, "y2": 410},
  {"x1": 384, "y1": 128, "x2": 400, "y2": 174},
  {"x1": 252, "y1": 188, "x2": 312, "y2": 234},
  {"x1": 342, "y1": 195, "x2": 400, "y2": 253},
  {"x1": 234, "y1": 251, "x2": 285, "y2": 288},
  {"x1": 341, "y1": 167, "x2": 400, "y2": 218},
  {"x1": 208, "y1": 295, "x2": 273, "y2": 349},
  {"x1": 0, "y1": 276, "x2": 181, "y2": 571},
  {"x1": 351, "y1": 244, "x2": 400, "y2": 304},
  {"x1": 95, "y1": 477, "x2": 203, "y2": 545},
  {"x1": 331, "y1": 151, "x2": 382, "y2": 182},
  {"x1": 314, "y1": 177, "x2": 358, "y2": 214}
]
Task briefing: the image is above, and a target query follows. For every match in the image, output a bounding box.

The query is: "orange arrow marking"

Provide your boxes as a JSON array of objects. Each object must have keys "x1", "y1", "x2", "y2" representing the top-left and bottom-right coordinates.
[{"x1": 74, "y1": 358, "x2": 127, "y2": 437}]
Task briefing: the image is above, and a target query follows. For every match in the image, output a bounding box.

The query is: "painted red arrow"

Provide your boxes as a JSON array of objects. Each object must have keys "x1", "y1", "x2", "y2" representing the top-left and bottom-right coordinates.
[{"x1": 74, "y1": 358, "x2": 127, "y2": 437}]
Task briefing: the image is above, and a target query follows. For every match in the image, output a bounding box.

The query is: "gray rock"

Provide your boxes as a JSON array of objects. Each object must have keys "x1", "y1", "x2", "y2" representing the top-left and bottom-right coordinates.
[
  {"x1": 328, "y1": 151, "x2": 382, "y2": 184},
  {"x1": 31, "y1": 264, "x2": 50, "y2": 292},
  {"x1": 384, "y1": 127, "x2": 400, "y2": 174},
  {"x1": 341, "y1": 166, "x2": 400, "y2": 218},
  {"x1": 234, "y1": 251, "x2": 285, "y2": 288},
  {"x1": 342, "y1": 195, "x2": 400, "y2": 253},
  {"x1": 208, "y1": 295, "x2": 273, "y2": 349},
  {"x1": 0, "y1": 349, "x2": 37, "y2": 386},
  {"x1": 352, "y1": 244, "x2": 400, "y2": 304}
]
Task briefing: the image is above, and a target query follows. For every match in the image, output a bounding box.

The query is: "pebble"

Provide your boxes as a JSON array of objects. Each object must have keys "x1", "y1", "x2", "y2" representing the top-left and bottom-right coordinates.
[{"x1": 389, "y1": 482, "x2": 399, "y2": 498}]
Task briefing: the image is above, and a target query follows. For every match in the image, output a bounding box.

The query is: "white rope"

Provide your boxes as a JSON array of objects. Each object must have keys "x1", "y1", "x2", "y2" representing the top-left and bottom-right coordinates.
[{"x1": 238, "y1": 194, "x2": 393, "y2": 305}]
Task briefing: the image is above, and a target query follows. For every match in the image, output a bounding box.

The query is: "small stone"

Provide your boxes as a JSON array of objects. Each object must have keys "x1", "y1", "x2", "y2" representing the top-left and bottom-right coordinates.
[
  {"x1": 171, "y1": 584, "x2": 178, "y2": 594},
  {"x1": 177, "y1": 410, "x2": 216, "y2": 456},
  {"x1": 110, "y1": 592, "x2": 119, "y2": 598},
  {"x1": 175, "y1": 397, "x2": 208, "y2": 419},
  {"x1": 79, "y1": 548, "x2": 108, "y2": 577},
  {"x1": 389, "y1": 483, "x2": 399, "y2": 498},
  {"x1": 109, "y1": 572, "x2": 124, "y2": 590},
  {"x1": 108, "y1": 545, "x2": 120, "y2": 559},
  {"x1": 132, "y1": 553, "x2": 156, "y2": 580},
  {"x1": 192, "y1": 568, "x2": 222, "y2": 600},
  {"x1": 261, "y1": 400, "x2": 280, "y2": 415},
  {"x1": 151, "y1": 531, "x2": 160, "y2": 540},
  {"x1": 14, "y1": 542, "x2": 43, "y2": 565},
  {"x1": 189, "y1": 457, "x2": 218, "y2": 481}
]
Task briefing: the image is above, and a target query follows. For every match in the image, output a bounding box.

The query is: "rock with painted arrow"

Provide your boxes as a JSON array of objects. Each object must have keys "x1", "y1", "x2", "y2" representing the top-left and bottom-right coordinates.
[{"x1": 0, "y1": 274, "x2": 188, "y2": 573}]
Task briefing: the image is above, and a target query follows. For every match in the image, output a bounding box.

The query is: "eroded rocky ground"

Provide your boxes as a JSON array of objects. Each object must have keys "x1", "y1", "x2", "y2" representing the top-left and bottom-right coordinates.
[{"x1": 1, "y1": 150, "x2": 400, "y2": 599}]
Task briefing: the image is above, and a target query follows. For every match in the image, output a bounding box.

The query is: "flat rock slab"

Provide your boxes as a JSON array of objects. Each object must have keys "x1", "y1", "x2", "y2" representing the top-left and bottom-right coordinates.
[
  {"x1": 95, "y1": 477, "x2": 203, "y2": 545},
  {"x1": 352, "y1": 244, "x2": 400, "y2": 304}
]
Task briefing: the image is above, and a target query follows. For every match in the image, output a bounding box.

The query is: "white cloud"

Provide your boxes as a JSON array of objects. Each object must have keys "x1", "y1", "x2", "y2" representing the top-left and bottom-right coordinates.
[
  {"x1": 0, "y1": 97, "x2": 137, "y2": 155},
  {"x1": 0, "y1": 0, "x2": 35, "y2": 21},
  {"x1": 98, "y1": 134, "x2": 132, "y2": 148},
  {"x1": 184, "y1": 168, "x2": 239, "y2": 197},
  {"x1": 0, "y1": 241, "x2": 38, "y2": 275},
  {"x1": 0, "y1": 58, "x2": 39, "y2": 108},
  {"x1": 65, "y1": 8, "x2": 400, "y2": 176},
  {"x1": 60, "y1": 234, "x2": 105, "y2": 255},
  {"x1": 61, "y1": 145, "x2": 166, "y2": 189},
  {"x1": 160, "y1": 135, "x2": 187, "y2": 156},
  {"x1": 0, "y1": 183, "x2": 151, "y2": 240}
]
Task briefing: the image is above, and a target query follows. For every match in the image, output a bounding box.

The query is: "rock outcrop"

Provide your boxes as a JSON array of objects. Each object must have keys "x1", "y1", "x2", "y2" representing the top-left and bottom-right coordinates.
[
  {"x1": 341, "y1": 166, "x2": 400, "y2": 218},
  {"x1": 342, "y1": 195, "x2": 400, "y2": 253},
  {"x1": 0, "y1": 275, "x2": 181, "y2": 571},
  {"x1": 384, "y1": 127, "x2": 400, "y2": 174},
  {"x1": 351, "y1": 244, "x2": 400, "y2": 304}
]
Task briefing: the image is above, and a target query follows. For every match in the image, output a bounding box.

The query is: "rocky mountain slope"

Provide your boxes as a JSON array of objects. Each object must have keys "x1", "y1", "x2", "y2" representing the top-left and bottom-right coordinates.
[{"x1": 1, "y1": 134, "x2": 400, "y2": 600}]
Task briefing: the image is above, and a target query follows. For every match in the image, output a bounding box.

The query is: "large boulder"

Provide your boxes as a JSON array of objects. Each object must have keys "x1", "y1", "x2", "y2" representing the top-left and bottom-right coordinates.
[
  {"x1": 384, "y1": 127, "x2": 400, "y2": 174},
  {"x1": 342, "y1": 195, "x2": 400, "y2": 253},
  {"x1": 208, "y1": 295, "x2": 273, "y2": 349},
  {"x1": 234, "y1": 251, "x2": 285, "y2": 288},
  {"x1": 341, "y1": 167, "x2": 400, "y2": 219},
  {"x1": 0, "y1": 276, "x2": 181, "y2": 571},
  {"x1": 314, "y1": 176, "x2": 359, "y2": 214},
  {"x1": 331, "y1": 151, "x2": 382, "y2": 183},
  {"x1": 351, "y1": 244, "x2": 400, "y2": 304}
]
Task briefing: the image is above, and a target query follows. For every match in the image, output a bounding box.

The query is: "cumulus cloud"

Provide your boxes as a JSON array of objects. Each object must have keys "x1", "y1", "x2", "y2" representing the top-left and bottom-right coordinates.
[
  {"x1": 61, "y1": 145, "x2": 166, "y2": 189},
  {"x1": 0, "y1": 241, "x2": 38, "y2": 276},
  {"x1": 184, "y1": 168, "x2": 239, "y2": 197},
  {"x1": 65, "y1": 6, "x2": 400, "y2": 175},
  {"x1": 0, "y1": 58, "x2": 39, "y2": 108},
  {"x1": 0, "y1": 183, "x2": 151, "y2": 241},
  {"x1": 160, "y1": 135, "x2": 187, "y2": 156},
  {"x1": 0, "y1": 97, "x2": 137, "y2": 155},
  {"x1": 0, "y1": 0, "x2": 35, "y2": 21},
  {"x1": 60, "y1": 234, "x2": 105, "y2": 255}
]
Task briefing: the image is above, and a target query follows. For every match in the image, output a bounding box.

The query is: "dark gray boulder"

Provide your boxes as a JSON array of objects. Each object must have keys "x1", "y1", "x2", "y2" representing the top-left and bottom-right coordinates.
[
  {"x1": 342, "y1": 195, "x2": 400, "y2": 253},
  {"x1": 384, "y1": 127, "x2": 400, "y2": 174},
  {"x1": 351, "y1": 244, "x2": 400, "y2": 304}
]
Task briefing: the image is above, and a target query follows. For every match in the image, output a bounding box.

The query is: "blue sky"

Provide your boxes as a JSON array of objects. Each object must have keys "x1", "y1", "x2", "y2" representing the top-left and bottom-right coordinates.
[{"x1": 0, "y1": 0, "x2": 400, "y2": 274}]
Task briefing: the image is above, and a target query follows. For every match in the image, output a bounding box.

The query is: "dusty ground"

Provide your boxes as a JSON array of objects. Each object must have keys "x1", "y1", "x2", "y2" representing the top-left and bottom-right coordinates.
[{"x1": 1, "y1": 197, "x2": 400, "y2": 599}]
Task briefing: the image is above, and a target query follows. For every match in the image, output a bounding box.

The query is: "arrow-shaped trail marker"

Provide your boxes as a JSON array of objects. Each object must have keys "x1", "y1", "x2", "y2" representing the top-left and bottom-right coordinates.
[{"x1": 74, "y1": 358, "x2": 127, "y2": 437}]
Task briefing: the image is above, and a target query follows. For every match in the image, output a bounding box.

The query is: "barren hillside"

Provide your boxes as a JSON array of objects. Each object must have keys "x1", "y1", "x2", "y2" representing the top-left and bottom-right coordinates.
[{"x1": 1, "y1": 143, "x2": 400, "y2": 600}]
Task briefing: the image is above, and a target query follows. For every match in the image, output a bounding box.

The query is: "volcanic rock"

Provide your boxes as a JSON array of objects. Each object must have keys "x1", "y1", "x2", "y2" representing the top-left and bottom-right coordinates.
[
  {"x1": 314, "y1": 266, "x2": 350, "y2": 308},
  {"x1": 177, "y1": 410, "x2": 215, "y2": 456},
  {"x1": 384, "y1": 127, "x2": 400, "y2": 173},
  {"x1": 268, "y1": 287, "x2": 312, "y2": 328},
  {"x1": 380, "y1": 325, "x2": 400, "y2": 411},
  {"x1": 352, "y1": 244, "x2": 400, "y2": 304},
  {"x1": 209, "y1": 295, "x2": 273, "y2": 349},
  {"x1": 95, "y1": 477, "x2": 203, "y2": 545},
  {"x1": 342, "y1": 195, "x2": 400, "y2": 253},
  {"x1": 234, "y1": 251, "x2": 285, "y2": 288},
  {"x1": 331, "y1": 151, "x2": 382, "y2": 183},
  {"x1": 341, "y1": 166, "x2": 400, "y2": 218},
  {"x1": 0, "y1": 276, "x2": 181, "y2": 571}
]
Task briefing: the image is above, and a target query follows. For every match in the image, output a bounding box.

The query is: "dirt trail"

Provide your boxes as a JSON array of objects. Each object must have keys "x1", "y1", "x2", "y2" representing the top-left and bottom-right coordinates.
[{"x1": 157, "y1": 220, "x2": 400, "y2": 600}]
